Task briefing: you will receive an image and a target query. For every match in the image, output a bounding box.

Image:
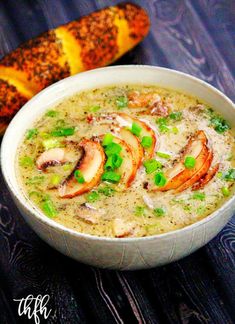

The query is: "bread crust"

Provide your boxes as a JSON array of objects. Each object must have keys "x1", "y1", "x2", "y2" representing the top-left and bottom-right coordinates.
[{"x1": 0, "y1": 3, "x2": 150, "y2": 133}]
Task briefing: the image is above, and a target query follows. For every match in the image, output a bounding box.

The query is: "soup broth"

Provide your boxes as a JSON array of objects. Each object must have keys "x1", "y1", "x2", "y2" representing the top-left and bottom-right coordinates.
[{"x1": 17, "y1": 85, "x2": 235, "y2": 237}]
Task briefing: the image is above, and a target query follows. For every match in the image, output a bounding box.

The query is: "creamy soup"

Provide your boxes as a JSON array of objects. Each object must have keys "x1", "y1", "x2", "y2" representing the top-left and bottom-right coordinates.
[{"x1": 17, "y1": 85, "x2": 235, "y2": 238}]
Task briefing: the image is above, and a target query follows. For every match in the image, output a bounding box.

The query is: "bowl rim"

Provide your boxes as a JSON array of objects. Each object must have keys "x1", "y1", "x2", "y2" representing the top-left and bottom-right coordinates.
[{"x1": 1, "y1": 64, "x2": 235, "y2": 243}]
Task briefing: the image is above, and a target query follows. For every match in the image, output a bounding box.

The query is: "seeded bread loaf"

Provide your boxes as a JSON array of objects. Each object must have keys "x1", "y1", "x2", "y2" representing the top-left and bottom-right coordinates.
[{"x1": 0, "y1": 3, "x2": 150, "y2": 133}]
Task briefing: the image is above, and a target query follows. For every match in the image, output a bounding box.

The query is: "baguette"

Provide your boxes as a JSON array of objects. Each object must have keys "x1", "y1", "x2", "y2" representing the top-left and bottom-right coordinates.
[{"x1": 0, "y1": 3, "x2": 150, "y2": 133}]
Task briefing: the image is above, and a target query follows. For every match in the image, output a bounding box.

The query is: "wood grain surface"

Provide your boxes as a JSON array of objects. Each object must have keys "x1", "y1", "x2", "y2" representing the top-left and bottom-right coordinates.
[{"x1": 0, "y1": 1, "x2": 234, "y2": 323}]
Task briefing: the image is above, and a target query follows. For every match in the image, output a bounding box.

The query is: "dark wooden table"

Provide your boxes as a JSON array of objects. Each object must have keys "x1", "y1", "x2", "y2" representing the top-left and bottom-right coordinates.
[{"x1": 0, "y1": 1, "x2": 234, "y2": 323}]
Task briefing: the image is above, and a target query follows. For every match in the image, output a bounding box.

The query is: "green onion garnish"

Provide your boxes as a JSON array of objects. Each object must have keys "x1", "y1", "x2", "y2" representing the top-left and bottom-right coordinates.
[
  {"x1": 221, "y1": 186, "x2": 230, "y2": 197},
  {"x1": 159, "y1": 125, "x2": 170, "y2": 133},
  {"x1": 172, "y1": 126, "x2": 179, "y2": 134},
  {"x1": 116, "y1": 96, "x2": 128, "y2": 109},
  {"x1": 102, "y1": 133, "x2": 114, "y2": 146},
  {"x1": 192, "y1": 192, "x2": 205, "y2": 201},
  {"x1": 50, "y1": 174, "x2": 61, "y2": 186},
  {"x1": 131, "y1": 122, "x2": 142, "y2": 137},
  {"x1": 143, "y1": 159, "x2": 162, "y2": 174},
  {"x1": 102, "y1": 171, "x2": 121, "y2": 183},
  {"x1": 156, "y1": 117, "x2": 168, "y2": 126},
  {"x1": 89, "y1": 105, "x2": 101, "y2": 112},
  {"x1": 156, "y1": 151, "x2": 171, "y2": 159},
  {"x1": 42, "y1": 138, "x2": 61, "y2": 150},
  {"x1": 19, "y1": 156, "x2": 34, "y2": 167},
  {"x1": 41, "y1": 199, "x2": 57, "y2": 218},
  {"x1": 184, "y1": 156, "x2": 196, "y2": 169},
  {"x1": 154, "y1": 172, "x2": 167, "y2": 187},
  {"x1": 141, "y1": 136, "x2": 153, "y2": 148},
  {"x1": 223, "y1": 169, "x2": 235, "y2": 181},
  {"x1": 135, "y1": 206, "x2": 146, "y2": 216},
  {"x1": 26, "y1": 128, "x2": 38, "y2": 140},
  {"x1": 74, "y1": 170, "x2": 85, "y2": 184},
  {"x1": 86, "y1": 191, "x2": 100, "y2": 202},
  {"x1": 51, "y1": 127, "x2": 75, "y2": 137},
  {"x1": 210, "y1": 116, "x2": 230, "y2": 134},
  {"x1": 98, "y1": 186, "x2": 116, "y2": 197},
  {"x1": 46, "y1": 110, "x2": 58, "y2": 117},
  {"x1": 105, "y1": 154, "x2": 123, "y2": 171},
  {"x1": 153, "y1": 208, "x2": 165, "y2": 217},
  {"x1": 105, "y1": 142, "x2": 122, "y2": 156},
  {"x1": 169, "y1": 112, "x2": 182, "y2": 121}
]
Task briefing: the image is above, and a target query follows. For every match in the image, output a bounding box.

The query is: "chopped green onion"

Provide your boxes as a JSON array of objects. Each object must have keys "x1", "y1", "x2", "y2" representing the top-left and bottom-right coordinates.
[
  {"x1": 210, "y1": 116, "x2": 230, "y2": 133},
  {"x1": 131, "y1": 122, "x2": 142, "y2": 137},
  {"x1": 41, "y1": 199, "x2": 57, "y2": 218},
  {"x1": 19, "y1": 156, "x2": 34, "y2": 167},
  {"x1": 143, "y1": 159, "x2": 162, "y2": 174},
  {"x1": 217, "y1": 171, "x2": 223, "y2": 178},
  {"x1": 169, "y1": 112, "x2": 182, "y2": 121},
  {"x1": 46, "y1": 110, "x2": 58, "y2": 117},
  {"x1": 154, "y1": 172, "x2": 167, "y2": 187},
  {"x1": 184, "y1": 156, "x2": 196, "y2": 169},
  {"x1": 105, "y1": 142, "x2": 122, "y2": 156},
  {"x1": 192, "y1": 192, "x2": 205, "y2": 201},
  {"x1": 42, "y1": 138, "x2": 61, "y2": 150},
  {"x1": 50, "y1": 174, "x2": 61, "y2": 186},
  {"x1": 102, "y1": 133, "x2": 114, "y2": 146},
  {"x1": 39, "y1": 132, "x2": 50, "y2": 139},
  {"x1": 86, "y1": 191, "x2": 100, "y2": 202},
  {"x1": 153, "y1": 208, "x2": 165, "y2": 217},
  {"x1": 159, "y1": 124, "x2": 170, "y2": 133},
  {"x1": 102, "y1": 171, "x2": 121, "y2": 183},
  {"x1": 135, "y1": 206, "x2": 146, "y2": 216},
  {"x1": 223, "y1": 169, "x2": 235, "y2": 181},
  {"x1": 172, "y1": 126, "x2": 179, "y2": 134},
  {"x1": 141, "y1": 136, "x2": 153, "y2": 148},
  {"x1": 98, "y1": 186, "x2": 116, "y2": 197},
  {"x1": 196, "y1": 206, "x2": 205, "y2": 215},
  {"x1": 221, "y1": 186, "x2": 230, "y2": 197},
  {"x1": 156, "y1": 117, "x2": 168, "y2": 126},
  {"x1": 105, "y1": 154, "x2": 123, "y2": 171},
  {"x1": 116, "y1": 96, "x2": 128, "y2": 109},
  {"x1": 51, "y1": 127, "x2": 75, "y2": 137},
  {"x1": 26, "y1": 128, "x2": 38, "y2": 140},
  {"x1": 156, "y1": 151, "x2": 171, "y2": 159},
  {"x1": 74, "y1": 170, "x2": 85, "y2": 184},
  {"x1": 113, "y1": 154, "x2": 123, "y2": 168},
  {"x1": 89, "y1": 105, "x2": 101, "y2": 112},
  {"x1": 26, "y1": 176, "x2": 45, "y2": 185}
]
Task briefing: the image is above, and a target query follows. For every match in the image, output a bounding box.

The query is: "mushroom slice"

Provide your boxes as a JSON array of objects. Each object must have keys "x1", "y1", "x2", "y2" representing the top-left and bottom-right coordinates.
[
  {"x1": 59, "y1": 139, "x2": 105, "y2": 198},
  {"x1": 153, "y1": 130, "x2": 210, "y2": 192},
  {"x1": 116, "y1": 112, "x2": 157, "y2": 159},
  {"x1": 192, "y1": 162, "x2": 219, "y2": 191},
  {"x1": 112, "y1": 218, "x2": 136, "y2": 238},
  {"x1": 36, "y1": 148, "x2": 70, "y2": 170},
  {"x1": 111, "y1": 136, "x2": 137, "y2": 188},
  {"x1": 176, "y1": 150, "x2": 213, "y2": 192},
  {"x1": 119, "y1": 127, "x2": 144, "y2": 168}
]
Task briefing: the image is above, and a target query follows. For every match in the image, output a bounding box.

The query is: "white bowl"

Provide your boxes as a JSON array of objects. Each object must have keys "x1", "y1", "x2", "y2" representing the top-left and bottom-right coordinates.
[{"x1": 1, "y1": 66, "x2": 235, "y2": 270}]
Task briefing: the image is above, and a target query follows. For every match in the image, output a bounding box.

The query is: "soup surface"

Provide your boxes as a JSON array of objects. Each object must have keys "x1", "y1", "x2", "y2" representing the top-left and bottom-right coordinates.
[{"x1": 17, "y1": 85, "x2": 235, "y2": 237}]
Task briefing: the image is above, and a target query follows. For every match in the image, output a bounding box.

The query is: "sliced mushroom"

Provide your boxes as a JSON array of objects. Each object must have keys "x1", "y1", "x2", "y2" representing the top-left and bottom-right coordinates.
[
  {"x1": 59, "y1": 139, "x2": 105, "y2": 198},
  {"x1": 112, "y1": 218, "x2": 136, "y2": 238},
  {"x1": 152, "y1": 130, "x2": 211, "y2": 192},
  {"x1": 116, "y1": 112, "x2": 157, "y2": 159},
  {"x1": 176, "y1": 150, "x2": 213, "y2": 192},
  {"x1": 36, "y1": 148, "x2": 70, "y2": 170},
  {"x1": 192, "y1": 163, "x2": 219, "y2": 191},
  {"x1": 111, "y1": 136, "x2": 138, "y2": 188},
  {"x1": 119, "y1": 127, "x2": 144, "y2": 168}
]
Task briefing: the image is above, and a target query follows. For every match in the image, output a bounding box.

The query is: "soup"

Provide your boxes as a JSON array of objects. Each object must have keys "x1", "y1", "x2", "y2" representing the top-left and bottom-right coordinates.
[{"x1": 17, "y1": 85, "x2": 235, "y2": 238}]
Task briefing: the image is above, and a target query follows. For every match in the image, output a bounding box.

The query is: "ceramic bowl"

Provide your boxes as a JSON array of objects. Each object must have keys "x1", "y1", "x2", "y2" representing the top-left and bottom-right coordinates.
[{"x1": 1, "y1": 66, "x2": 235, "y2": 270}]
